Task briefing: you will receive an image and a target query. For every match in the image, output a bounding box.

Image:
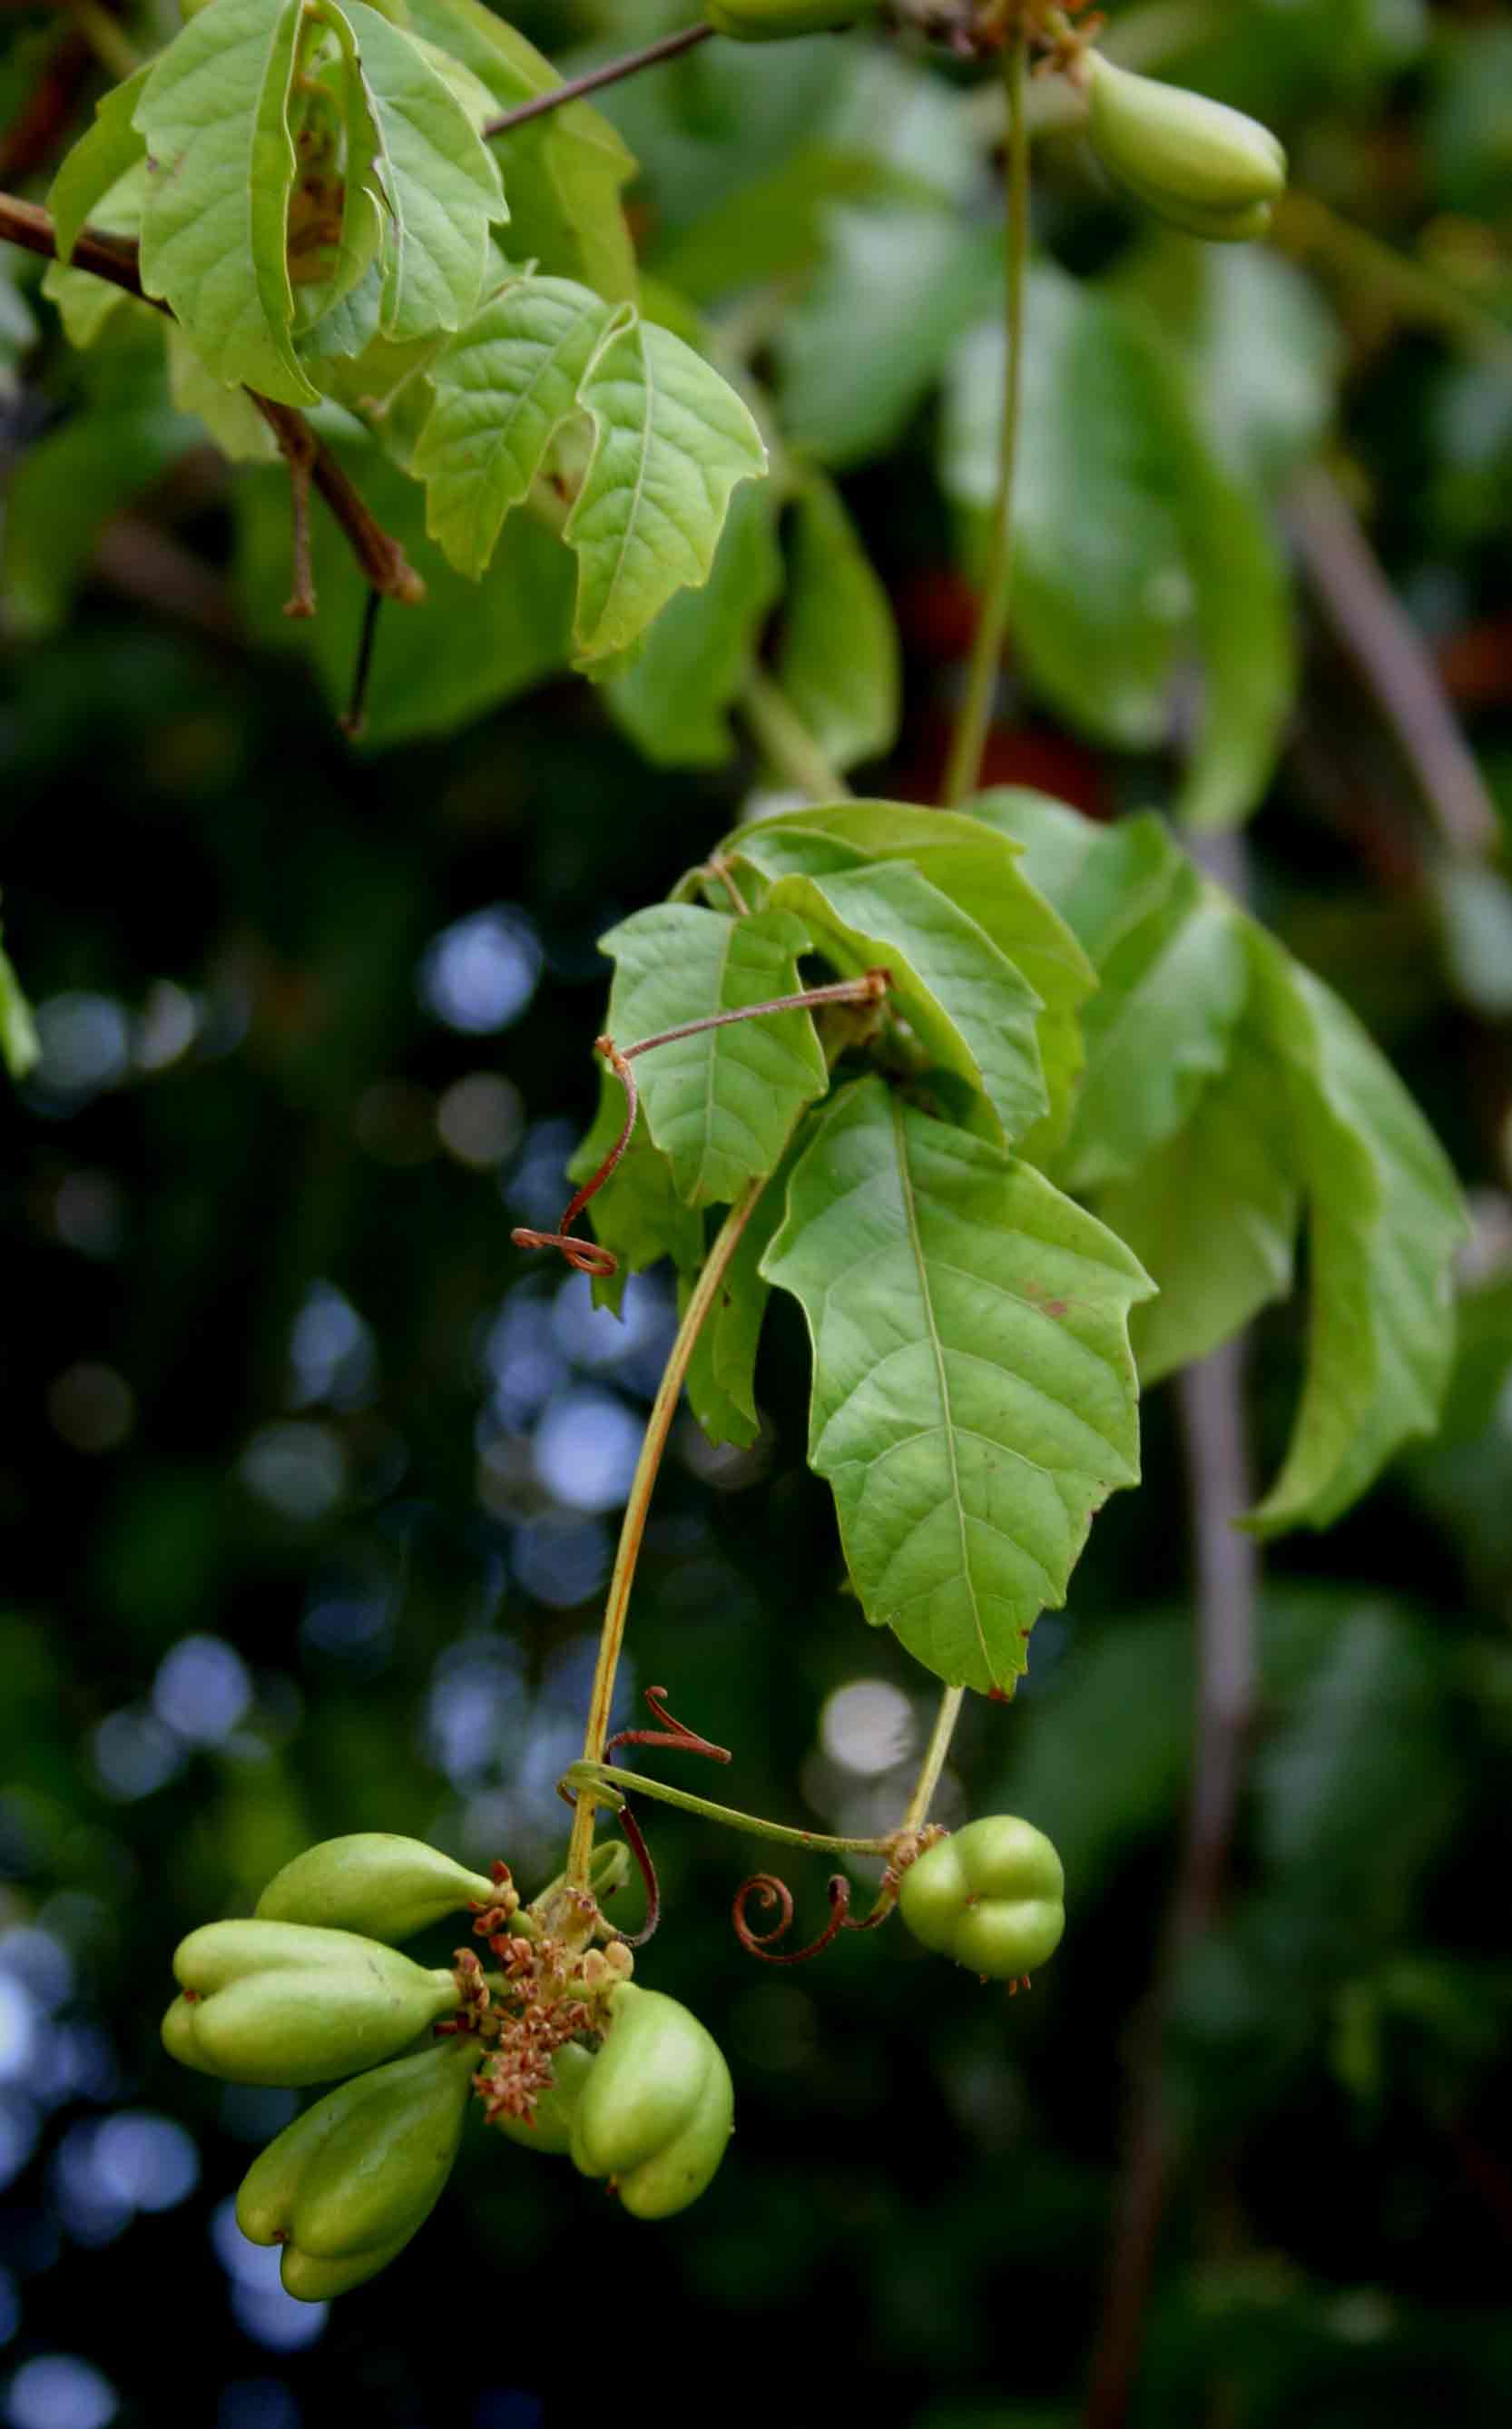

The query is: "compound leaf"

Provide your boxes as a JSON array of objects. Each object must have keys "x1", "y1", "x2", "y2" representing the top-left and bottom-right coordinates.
[
  {"x1": 414, "y1": 274, "x2": 626, "y2": 579},
  {"x1": 336, "y1": 0, "x2": 506, "y2": 342},
  {"x1": 1247, "y1": 935, "x2": 1466, "y2": 1533},
  {"x1": 134, "y1": 0, "x2": 317, "y2": 404},
  {"x1": 597, "y1": 905, "x2": 826, "y2": 1207},
  {"x1": 762, "y1": 1077, "x2": 1152, "y2": 1696},
  {"x1": 764, "y1": 859, "x2": 1048, "y2": 1150},
  {"x1": 565, "y1": 315, "x2": 767, "y2": 663}
]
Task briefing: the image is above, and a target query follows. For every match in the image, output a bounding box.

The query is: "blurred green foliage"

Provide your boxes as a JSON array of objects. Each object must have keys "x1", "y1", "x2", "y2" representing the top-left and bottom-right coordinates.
[{"x1": 3, "y1": 4, "x2": 1512, "y2": 2428}]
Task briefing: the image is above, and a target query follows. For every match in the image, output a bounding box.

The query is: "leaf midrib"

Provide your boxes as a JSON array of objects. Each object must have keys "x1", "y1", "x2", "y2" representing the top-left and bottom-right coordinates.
[
  {"x1": 592, "y1": 327, "x2": 653, "y2": 651},
  {"x1": 889, "y1": 1093, "x2": 990, "y2": 1685}
]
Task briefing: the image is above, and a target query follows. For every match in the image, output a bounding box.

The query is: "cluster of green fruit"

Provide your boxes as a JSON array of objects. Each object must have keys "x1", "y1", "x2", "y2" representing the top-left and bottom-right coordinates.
[
  {"x1": 159, "y1": 1815, "x2": 1065, "y2": 2297},
  {"x1": 161, "y1": 1834, "x2": 733, "y2": 2299}
]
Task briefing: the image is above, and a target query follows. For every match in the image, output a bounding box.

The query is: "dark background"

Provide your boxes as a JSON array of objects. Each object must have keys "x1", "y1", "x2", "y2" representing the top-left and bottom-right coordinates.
[{"x1": 5, "y1": 5, "x2": 1512, "y2": 2426}]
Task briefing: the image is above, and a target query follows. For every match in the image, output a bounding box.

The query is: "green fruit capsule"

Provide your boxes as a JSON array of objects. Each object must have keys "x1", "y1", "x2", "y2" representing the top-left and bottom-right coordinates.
[
  {"x1": 237, "y1": 2034, "x2": 478, "y2": 2301},
  {"x1": 1085, "y1": 53, "x2": 1285, "y2": 226},
  {"x1": 1100, "y1": 154, "x2": 1276, "y2": 244},
  {"x1": 162, "y1": 1920, "x2": 460, "y2": 2087},
  {"x1": 569, "y1": 1985, "x2": 732, "y2": 2221},
  {"x1": 705, "y1": 0, "x2": 877, "y2": 39},
  {"x1": 898, "y1": 1817, "x2": 1065, "y2": 1980},
  {"x1": 255, "y1": 1835, "x2": 498, "y2": 1945},
  {"x1": 498, "y1": 2039, "x2": 594, "y2": 2159}
]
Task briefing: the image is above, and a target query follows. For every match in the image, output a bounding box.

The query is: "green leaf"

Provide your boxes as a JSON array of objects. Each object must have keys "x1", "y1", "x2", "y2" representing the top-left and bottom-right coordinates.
[
  {"x1": 565, "y1": 315, "x2": 768, "y2": 664},
  {"x1": 47, "y1": 66, "x2": 151, "y2": 265},
  {"x1": 1099, "y1": 1020, "x2": 1300, "y2": 1385},
  {"x1": 134, "y1": 0, "x2": 318, "y2": 406},
  {"x1": 945, "y1": 262, "x2": 1295, "y2": 822},
  {"x1": 761, "y1": 1077, "x2": 1152, "y2": 1696},
  {"x1": 775, "y1": 204, "x2": 997, "y2": 469},
  {"x1": 944, "y1": 268, "x2": 1192, "y2": 751},
  {"x1": 333, "y1": 0, "x2": 505, "y2": 341},
  {"x1": 597, "y1": 905, "x2": 827, "y2": 1207},
  {"x1": 1111, "y1": 236, "x2": 1340, "y2": 494},
  {"x1": 167, "y1": 325, "x2": 280, "y2": 461},
  {"x1": 284, "y1": 20, "x2": 385, "y2": 338},
  {"x1": 977, "y1": 788, "x2": 1465, "y2": 1513},
  {"x1": 774, "y1": 472, "x2": 900, "y2": 774},
  {"x1": 764, "y1": 860, "x2": 1048, "y2": 1151},
  {"x1": 600, "y1": 480, "x2": 783, "y2": 768},
  {"x1": 0, "y1": 904, "x2": 38, "y2": 1081},
  {"x1": 1173, "y1": 436, "x2": 1295, "y2": 833},
  {"x1": 43, "y1": 159, "x2": 152, "y2": 350},
  {"x1": 683, "y1": 1167, "x2": 791, "y2": 1451},
  {"x1": 234, "y1": 437, "x2": 574, "y2": 744},
  {"x1": 648, "y1": 44, "x2": 975, "y2": 304},
  {"x1": 725, "y1": 799, "x2": 1094, "y2": 1146},
  {"x1": 413, "y1": 274, "x2": 625, "y2": 580},
  {"x1": 565, "y1": 1068, "x2": 704, "y2": 1318},
  {"x1": 1246, "y1": 932, "x2": 1466, "y2": 1533},
  {"x1": 971, "y1": 796, "x2": 1249, "y2": 1191},
  {"x1": 1061, "y1": 856, "x2": 1248, "y2": 1193},
  {"x1": 403, "y1": 0, "x2": 638, "y2": 303}
]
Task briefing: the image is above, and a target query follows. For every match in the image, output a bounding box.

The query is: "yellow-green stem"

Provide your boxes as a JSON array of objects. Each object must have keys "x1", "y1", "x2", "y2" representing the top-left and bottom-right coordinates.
[
  {"x1": 741, "y1": 669, "x2": 849, "y2": 804},
  {"x1": 899, "y1": 1684, "x2": 966, "y2": 1834},
  {"x1": 941, "y1": 27, "x2": 1030, "y2": 810},
  {"x1": 70, "y1": 0, "x2": 141, "y2": 78},
  {"x1": 564, "y1": 1763, "x2": 896, "y2": 1859},
  {"x1": 565, "y1": 1180, "x2": 766, "y2": 1886},
  {"x1": 1273, "y1": 191, "x2": 1512, "y2": 382}
]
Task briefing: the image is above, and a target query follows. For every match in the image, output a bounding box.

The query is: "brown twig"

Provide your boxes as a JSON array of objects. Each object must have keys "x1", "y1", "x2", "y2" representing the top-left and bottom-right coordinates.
[
  {"x1": 481, "y1": 22, "x2": 714, "y2": 143},
  {"x1": 0, "y1": 192, "x2": 426, "y2": 609},
  {"x1": 1085, "y1": 834, "x2": 1259, "y2": 2429},
  {"x1": 340, "y1": 589, "x2": 382, "y2": 740},
  {"x1": 281, "y1": 416, "x2": 317, "y2": 620},
  {"x1": 1286, "y1": 465, "x2": 1499, "y2": 860}
]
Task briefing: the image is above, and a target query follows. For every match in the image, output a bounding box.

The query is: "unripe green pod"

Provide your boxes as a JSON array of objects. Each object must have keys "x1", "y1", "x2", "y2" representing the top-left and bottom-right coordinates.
[
  {"x1": 1098, "y1": 155, "x2": 1275, "y2": 244},
  {"x1": 569, "y1": 1985, "x2": 732, "y2": 2221},
  {"x1": 898, "y1": 1817, "x2": 1065, "y2": 1980},
  {"x1": 497, "y1": 2038, "x2": 594, "y2": 2159},
  {"x1": 255, "y1": 1835, "x2": 498, "y2": 1944},
  {"x1": 237, "y1": 2034, "x2": 477, "y2": 2301},
  {"x1": 705, "y1": 0, "x2": 877, "y2": 39},
  {"x1": 162, "y1": 1920, "x2": 459, "y2": 2087},
  {"x1": 1085, "y1": 54, "x2": 1285, "y2": 228}
]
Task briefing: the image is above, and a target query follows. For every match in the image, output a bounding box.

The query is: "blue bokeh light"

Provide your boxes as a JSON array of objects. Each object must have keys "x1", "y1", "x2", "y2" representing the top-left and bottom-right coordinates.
[
  {"x1": 5, "y1": 2354, "x2": 117, "y2": 2429},
  {"x1": 532, "y1": 1390, "x2": 641, "y2": 1514},
  {"x1": 417, "y1": 907, "x2": 543, "y2": 1036},
  {"x1": 152, "y1": 1637, "x2": 253, "y2": 1747}
]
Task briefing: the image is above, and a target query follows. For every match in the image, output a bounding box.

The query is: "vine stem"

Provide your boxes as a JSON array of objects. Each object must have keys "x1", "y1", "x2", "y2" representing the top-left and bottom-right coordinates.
[
  {"x1": 67, "y1": 0, "x2": 139, "y2": 80},
  {"x1": 1272, "y1": 191, "x2": 1512, "y2": 383},
  {"x1": 564, "y1": 1179, "x2": 767, "y2": 1888},
  {"x1": 741, "y1": 670, "x2": 849, "y2": 803},
  {"x1": 940, "y1": 22, "x2": 1030, "y2": 810},
  {"x1": 899, "y1": 1685, "x2": 965, "y2": 1834},
  {"x1": 481, "y1": 22, "x2": 713, "y2": 143},
  {"x1": 565, "y1": 1762, "x2": 896, "y2": 1861},
  {"x1": 1085, "y1": 832, "x2": 1259, "y2": 2429},
  {"x1": 0, "y1": 193, "x2": 426, "y2": 607}
]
